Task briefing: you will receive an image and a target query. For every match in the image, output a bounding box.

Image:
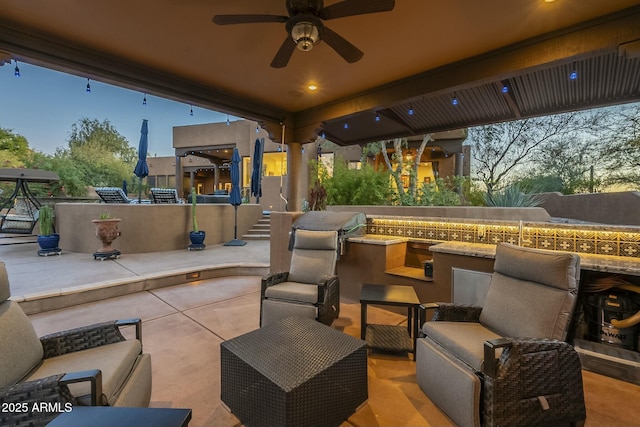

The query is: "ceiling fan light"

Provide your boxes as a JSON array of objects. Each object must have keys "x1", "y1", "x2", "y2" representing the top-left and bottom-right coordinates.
[{"x1": 292, "y1": 21, "x2": 319, "y2": 51}]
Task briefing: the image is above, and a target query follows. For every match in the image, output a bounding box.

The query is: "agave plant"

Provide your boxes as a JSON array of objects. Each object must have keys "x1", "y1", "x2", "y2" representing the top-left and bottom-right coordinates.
[{"x1": 482, "y1": 184, "x2": 546, "y2": 207}]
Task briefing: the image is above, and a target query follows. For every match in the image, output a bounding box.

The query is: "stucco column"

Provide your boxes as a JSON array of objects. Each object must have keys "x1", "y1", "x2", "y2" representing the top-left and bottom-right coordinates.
[
  {"x1": 286, "y1": 142, "x2": 303, "y2": 212},
  {"x1": 214, "y1": 164, "x2": 220, "y2": 190},
  {"x1": 175, "y1": 155, "x2": 182, "y2": 194}
]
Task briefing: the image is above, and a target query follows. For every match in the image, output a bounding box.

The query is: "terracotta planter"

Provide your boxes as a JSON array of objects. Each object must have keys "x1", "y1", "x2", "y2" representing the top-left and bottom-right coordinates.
[{"x1": 92, "y1": 218, "x2": 121, "y2": 253}]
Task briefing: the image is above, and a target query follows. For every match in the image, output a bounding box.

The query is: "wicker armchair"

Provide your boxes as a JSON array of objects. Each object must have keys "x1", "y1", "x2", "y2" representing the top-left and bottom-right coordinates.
[
  {"x1": 416, "y1": 243, "x2": 586, "y2": 427},
  {"x1": 0, "y1": 262, "x2": 151, "y2": 427},
  {"x1": 260, "y1": 229, "x2": 340, "y2": 326}
]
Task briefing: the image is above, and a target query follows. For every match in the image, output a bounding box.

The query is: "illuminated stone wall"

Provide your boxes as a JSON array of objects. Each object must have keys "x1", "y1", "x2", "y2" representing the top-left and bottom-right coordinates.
[{"x1": 367, "y1": 216, "x2": 640, "y2": 259}]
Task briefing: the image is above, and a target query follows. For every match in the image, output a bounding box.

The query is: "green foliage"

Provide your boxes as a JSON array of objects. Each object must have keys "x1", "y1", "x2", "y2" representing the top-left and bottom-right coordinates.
[
  {"x1": 322, "y1": 159, "x2": 390, "y2": 206},
  {"x1": 68, "y1": 118, "x2": 136, "y2": 161},
  {"x1": 98, "y1": 212, "x2": 113, "y2": 220},
  {"x1": 0, "y1": 128, "x2": 29, "y2": 159},
  {"x1": 38, "y1": 205, "x2": 54, "y2": 236},
  {"x1": 191, "y1": 187, "x2": 198, "y2": 232},
  {"x1": 414, "y1": 177, "x2": 465, "y2": 206},
  {"x1": 482, "y1": 184, "x2": 546, "y2": 207}
]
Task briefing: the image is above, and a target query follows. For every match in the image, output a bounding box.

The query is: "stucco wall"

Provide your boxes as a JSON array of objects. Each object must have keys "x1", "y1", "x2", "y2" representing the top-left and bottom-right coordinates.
[
  {"x1": 327, "y1": 205, "x2": 552, "y2": 222},
  {"x1": 55, "y1": 203, "x2": 263, "y2": 253},
  {"x1": 539, "y1": 191, "x2": 640, "y2": 226}
]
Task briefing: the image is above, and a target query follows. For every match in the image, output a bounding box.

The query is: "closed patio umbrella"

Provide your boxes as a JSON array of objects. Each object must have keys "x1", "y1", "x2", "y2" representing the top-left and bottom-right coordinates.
[
  {"x1": 133, "y1": 119, "x2": 149, "y2": 203},
  {"x1": 250, "y1": 138, "x2": 263, "y2": 204},
  {"x1": 224, "y1": 148, "x2": 246, "y2": 246}
]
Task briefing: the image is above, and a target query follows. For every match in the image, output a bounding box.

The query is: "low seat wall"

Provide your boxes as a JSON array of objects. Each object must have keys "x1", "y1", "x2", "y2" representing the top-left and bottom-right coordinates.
[{"x1": 55, "y1": 203, "x2": 263, "y2": 254}]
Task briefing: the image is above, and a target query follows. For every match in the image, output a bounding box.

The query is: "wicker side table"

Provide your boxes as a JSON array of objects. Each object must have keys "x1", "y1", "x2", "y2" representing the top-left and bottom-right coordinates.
[{"x1": 220, "y1": 316, "x2": 368, "y2": 427}]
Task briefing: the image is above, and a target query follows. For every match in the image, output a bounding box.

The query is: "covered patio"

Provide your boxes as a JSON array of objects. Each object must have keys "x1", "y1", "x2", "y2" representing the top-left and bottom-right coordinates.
[
  {"x1": 1, "y1": 240, "x2": 638, "y2": 426},
  {"x1": 1, "y1": 1, "x2": 640, "y2": 211}
]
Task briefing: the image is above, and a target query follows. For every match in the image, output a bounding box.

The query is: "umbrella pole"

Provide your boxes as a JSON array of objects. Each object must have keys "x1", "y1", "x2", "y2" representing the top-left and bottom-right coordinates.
[
  {"x1": 224, "y1": 205, "x2": 246, "y2": 246},
  {"x1": 234, "y1": 206, "x2": 238, "y2": 239}
]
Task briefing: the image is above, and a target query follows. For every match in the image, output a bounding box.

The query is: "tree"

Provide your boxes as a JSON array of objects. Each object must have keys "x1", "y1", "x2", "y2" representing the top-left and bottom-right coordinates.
[
  {"x1": 0, "y1": 128, "x2": 29, "y2": 160},
  {"x1": 467, "y1": 113, "x2": 590, "y2": 196},
  {"x1": 378, "y1": 134, "x2": 432, "y2": 205},
  {"x1": 600, "y1": 104, "x2": 640, "y2": 189},
  {"x1": 68, "y1": 118, "x2": 136, "y2": 162}
]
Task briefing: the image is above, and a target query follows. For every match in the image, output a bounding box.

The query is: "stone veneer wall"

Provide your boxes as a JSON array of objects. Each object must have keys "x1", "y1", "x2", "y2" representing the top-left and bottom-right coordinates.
[{"x1": 366, "y1": 216, "x2": 640, "y2": 259}]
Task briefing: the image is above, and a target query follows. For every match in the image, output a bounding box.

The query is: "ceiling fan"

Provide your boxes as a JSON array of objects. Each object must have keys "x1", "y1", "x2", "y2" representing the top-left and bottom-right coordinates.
[{"x1": 212, "y1": 0, "x2": 395, "y2": 68}]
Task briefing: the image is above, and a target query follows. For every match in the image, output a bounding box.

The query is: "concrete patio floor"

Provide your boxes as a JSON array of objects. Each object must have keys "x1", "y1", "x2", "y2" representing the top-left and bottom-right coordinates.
[{"x1": 2, "y1": 240, "x2": 640, "y2": 426}]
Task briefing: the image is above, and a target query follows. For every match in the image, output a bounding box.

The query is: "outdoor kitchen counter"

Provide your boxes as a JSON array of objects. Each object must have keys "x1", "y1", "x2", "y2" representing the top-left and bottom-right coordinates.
[{"x1": 429, "y1": 241, "x2": 640, "y2": 276}]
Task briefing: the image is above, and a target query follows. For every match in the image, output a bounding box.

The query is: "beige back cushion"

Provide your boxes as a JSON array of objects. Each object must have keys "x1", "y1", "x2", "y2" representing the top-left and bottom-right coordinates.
[
  {"x1": 0, "y1": 262, "x2": 10, "y2": 303},
  {"x1": 0, "y1": 261, "x2": 44, "y2": 387},
  {"x1": 479, "y1": 243, "x2": 580, "y2": 341},
  {"x1": 288, "y1": 230, "x2": 338, "y2": 284}
]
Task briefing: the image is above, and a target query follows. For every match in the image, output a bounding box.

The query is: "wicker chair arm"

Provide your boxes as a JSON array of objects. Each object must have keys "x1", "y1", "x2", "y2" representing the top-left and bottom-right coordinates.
[
  {"x1": 317, "y1": 275, "x2": 340, "y2": 326},
  {"x1": 60, "y1": 369, "x2": 103, "y2": 406},
  {"x1": 40, "y1": 320, "x2": 137, "y2": 358},
  {"x1": 0, "y1": 374, "x2": 77, "y2": 427},
  {"x1": 261, "y1": 271, "x2": 289, "y2": 296},
  {"x1": 483, "y1": 338, "x2": 585, "y2": 426},
  {"x1": 426, "y1": 303, "x2": 483, "y2": 322}
]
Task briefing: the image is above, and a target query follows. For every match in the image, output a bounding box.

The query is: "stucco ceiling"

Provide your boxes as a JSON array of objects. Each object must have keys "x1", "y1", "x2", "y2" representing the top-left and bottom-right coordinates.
[{"x1": 1, "y1": 0, "x2": 639, "y2": 145}]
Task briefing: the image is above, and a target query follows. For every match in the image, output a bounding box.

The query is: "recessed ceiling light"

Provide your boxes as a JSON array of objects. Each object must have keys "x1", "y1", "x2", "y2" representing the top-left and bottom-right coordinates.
[
  {"x1": 544, "y1": 0, "x2": 555, "y2": 3},
  {"x1": 308, "y1": 84, "x2": 318, "y2": 91}
]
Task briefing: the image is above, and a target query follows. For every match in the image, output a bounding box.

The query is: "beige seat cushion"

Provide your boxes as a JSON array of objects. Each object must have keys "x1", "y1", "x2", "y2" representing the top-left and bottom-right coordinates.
[
  {"x1": 27, "y1": 340, "x2": 141, "y2": 405},
  {"x1": 422, "y1": 321, "x2": 501, "y2": 371},
  {"x1": 264, "y1": 281, "x2": 319, "y2": 304}
]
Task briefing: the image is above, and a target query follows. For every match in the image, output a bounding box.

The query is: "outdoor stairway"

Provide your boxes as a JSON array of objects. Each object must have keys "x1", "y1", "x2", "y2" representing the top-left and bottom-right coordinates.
[{"x1": 242, "y1": 212, "x2": 270, "y2": 241}]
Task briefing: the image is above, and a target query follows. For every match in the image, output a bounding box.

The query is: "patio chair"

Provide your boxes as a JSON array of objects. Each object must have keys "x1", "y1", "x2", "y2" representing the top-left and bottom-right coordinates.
[
  {"x1": 260, "y1": 229, "x2": 340, "y2": 327},
  {"x1": 416, "y1": 243, "x2": 586, "y2": 427},
  {"x1": 95, "y1": 187, "x2": 137, "y2": 204},
  {"x1": 0, "y1": 262, "x2": 152, "y2": 427},
  {"x1": 150, "y1": 188, "x2": 183, "y2": 204}
]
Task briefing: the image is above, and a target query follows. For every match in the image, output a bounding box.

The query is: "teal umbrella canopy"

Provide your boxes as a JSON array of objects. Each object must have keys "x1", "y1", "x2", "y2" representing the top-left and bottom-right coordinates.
[
  {"x1": 229, "y1": 148, "x2": 242, "y2": 207},
  {"x1": 225, "y1": 147, "x2": 246, "y2": 246},
  {"x1": 133, "y1": 119, "x2": 149, "y2": 179}
]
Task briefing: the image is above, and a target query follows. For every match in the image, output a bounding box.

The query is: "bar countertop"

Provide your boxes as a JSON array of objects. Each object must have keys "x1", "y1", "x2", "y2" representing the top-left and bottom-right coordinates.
[{"x1": 429, "y1": 241, "x2": 640, "y2": 276}]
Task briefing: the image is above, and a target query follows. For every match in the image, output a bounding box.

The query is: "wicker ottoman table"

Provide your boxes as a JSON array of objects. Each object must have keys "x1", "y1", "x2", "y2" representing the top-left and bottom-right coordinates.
[{"x1": 220, "y1": 316, "x2": 368, "y2": 427}]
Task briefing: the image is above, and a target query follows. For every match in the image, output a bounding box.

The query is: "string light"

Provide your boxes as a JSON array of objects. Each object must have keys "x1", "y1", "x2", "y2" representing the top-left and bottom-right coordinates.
[
  {"x1": 189, "y1": 105, "x2": 194, "y2": 116},
  {"x1": 408, "y1": 104, "x2": 414, "y2": 115},
  {"x1": 142, "y1": 93, "x2": 147, "y2": 105},
  {"x1": 452, "y1": 95, "x2": 459, "y2": 106},
  {"x1": 14, "y1": 60, "x2": 20, "y2": 77},
  {"x1": 501, "y1": 85, "x2": 509, "y2": 94},
  {"x1": 226, "y1": 115, "x2": 230, "y2": 126},
  {"x1": 256, "y1": 124, "x2": 260, "y2": 133},
  {"x1": 343, "y1": 120, "x2": 349, "y2": 129},
  {"x1": 375, "y1": 112, "x2": 380, "y2": 122},
  {"x1": 86, "y1": 78, "x2": 91, "y2": 93}
]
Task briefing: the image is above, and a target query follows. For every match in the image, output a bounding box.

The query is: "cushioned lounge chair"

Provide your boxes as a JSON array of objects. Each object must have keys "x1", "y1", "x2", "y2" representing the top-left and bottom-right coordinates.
[
  {"x1": 260, "y1": 229, "x2": 340, "y2": 327},
  {"x1": 150, "y1": 188, "x2": 183, "y2": 204},
  {"x1": 95, "y1": 187, "x2": 137, "y2": 204},
  {"x1": 0, "y1": 262, "x2": 152, "y2": 427},
  {"x1": 416, "y1": 243, "x2": 586, "y2": 427}
]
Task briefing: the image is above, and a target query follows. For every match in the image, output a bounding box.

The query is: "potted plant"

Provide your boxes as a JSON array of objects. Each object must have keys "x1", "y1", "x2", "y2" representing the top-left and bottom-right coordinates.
[
  {"x1": 188, "y1": 187, "x2": 206, "y2": 250},
  {"x1": 92, "y1": 212, "x2": 122, "y2": 260},
  {"x1": 37, "y1": 204, "x2": 61, "y2": 256}
]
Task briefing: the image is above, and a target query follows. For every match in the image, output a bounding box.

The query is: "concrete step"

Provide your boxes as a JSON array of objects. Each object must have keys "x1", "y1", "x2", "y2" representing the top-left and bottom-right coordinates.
[
  {"x1": 242, "y1": 234, "x2": 270, "y2": 240},
  {"x1": 246, "y1": 229, "x2": 269, "y2": 235}
]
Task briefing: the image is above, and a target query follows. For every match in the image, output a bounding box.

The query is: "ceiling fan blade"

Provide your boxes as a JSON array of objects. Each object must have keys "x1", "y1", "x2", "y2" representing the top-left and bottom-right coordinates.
[
  {"x1": 271, "y1": 36, "x2": 297, "y2": 68},
  {"x1": 212, "y1": 14, "x2": 288, "y2": 25},
  {"x1": 320, "y1": 0, "x2": 395, "y2": 20},
  {"x1": 322, "y1": 26, "x2": 364, "y2": 64}
]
